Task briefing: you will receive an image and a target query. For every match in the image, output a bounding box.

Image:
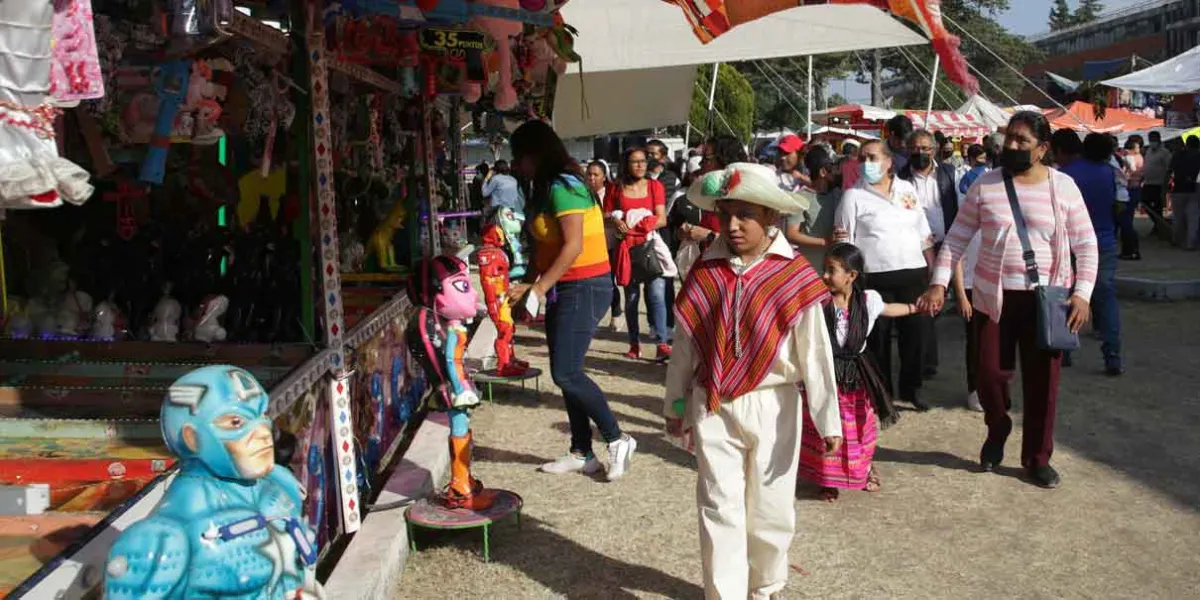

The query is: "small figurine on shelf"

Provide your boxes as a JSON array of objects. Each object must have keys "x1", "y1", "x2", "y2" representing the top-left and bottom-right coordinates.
[
  {"x1": 150, "y1": 283, "x2": 183, "y2": 342},
  {"x1": 192, "y1": 295, "x2": 229, "y2": 342},
  {"x1": 495, "y1": 207, "x2": 527, "y2": 279},
  {"x1": 476, "y1": 224, "x2": 530, "y2": 377},
  {"x1": 405, "y1": 256, "x2": 493, "y2": 510},
  {"x1": 56, "y1": 282, "x2": 94, "y2": 336},
  {"x1": 369, "y1": 199, "x2": 408, "y2": 272},
  {"x1": 92, "y1": 296, "x2": 125, "y2": 340},
  {"x1": 339, "y1": 224, "x2": 366, "y2": 273},
  {"x1": 3, "y1": 297, "x2": 33, "y2": 339},
  {"x1": 104, "y1": 366, "x2": 324, "y2": 599}
]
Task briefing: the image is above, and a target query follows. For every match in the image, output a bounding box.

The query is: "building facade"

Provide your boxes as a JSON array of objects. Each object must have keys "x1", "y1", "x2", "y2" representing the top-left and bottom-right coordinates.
[{"x1": 1021, "y1": 0, "x2": 1200, "y2": 103}]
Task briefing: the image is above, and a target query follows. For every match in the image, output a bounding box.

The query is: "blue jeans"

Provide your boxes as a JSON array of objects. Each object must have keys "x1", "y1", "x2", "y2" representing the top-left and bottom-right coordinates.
[
  {"x1": 1093, "y1": 248, "x2": 1122, "y2": 364},
  {"x1": 546, "y1": 275, "x2": 621, "y2": 455},
  {"x1": 625, "y1": 277, "x2": 670, "y2": 346}
]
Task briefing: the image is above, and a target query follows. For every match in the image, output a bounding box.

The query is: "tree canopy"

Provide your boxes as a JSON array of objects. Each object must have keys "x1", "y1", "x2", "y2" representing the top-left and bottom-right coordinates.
[
  {"x1": 689, "y1": 64, "x2": 756, "y2": 141},
  {"x1": 853, "y1": 0, "x2": 1043, "y2": 109},
  {"x1": 1049, "y1": 0, "x2": 1074, "y2": 30},
  {"x1": 1074, "y1": 0, "x2": 1105, "y2": 25},
  {"x1": 733, "y1": 55, "x2": 852, "y2": 133}
]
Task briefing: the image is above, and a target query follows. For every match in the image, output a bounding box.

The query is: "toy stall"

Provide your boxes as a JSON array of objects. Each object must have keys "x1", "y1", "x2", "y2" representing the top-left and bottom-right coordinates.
[
  {"x1": 813, "y1": 103, "x2": 991, "y2": 142},
  {"x1": 0, "y1": 1, "x2": 573, "y2": 598}
]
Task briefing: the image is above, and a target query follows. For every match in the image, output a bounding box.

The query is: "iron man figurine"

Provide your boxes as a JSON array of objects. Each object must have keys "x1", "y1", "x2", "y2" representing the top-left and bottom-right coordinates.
[{"x1": 477, "y1": 224, "x2": 529, "y2": 377}]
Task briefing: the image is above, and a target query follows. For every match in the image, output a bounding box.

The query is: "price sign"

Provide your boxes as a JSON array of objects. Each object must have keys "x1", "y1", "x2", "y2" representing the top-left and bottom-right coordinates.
[{"x1": 420, "y1": 28, "x2": 489, "y2": 52}]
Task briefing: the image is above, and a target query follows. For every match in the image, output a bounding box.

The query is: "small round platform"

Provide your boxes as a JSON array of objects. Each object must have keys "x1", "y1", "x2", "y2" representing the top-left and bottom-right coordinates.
[
  {"x1": 472, "y1": 368, "x2": 542, "y2": 402},
  {"x1": 406, "y1": 489, "x2": 522, "y2": 562}
]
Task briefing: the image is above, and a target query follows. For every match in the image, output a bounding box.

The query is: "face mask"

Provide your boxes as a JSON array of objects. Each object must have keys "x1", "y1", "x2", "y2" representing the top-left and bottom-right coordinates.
[
  {"x1": 941, "y1": 150, "x2": 955, "y2": 161},
  {"x1": 1001, "y1": 148, "x2": 1034, "y2": 174},
  {"x1": 910, "y1": 153, "x2": 932, "y2": 171},
  {"x1": 647, "y1": 158, "x2": 661, "y2": 171},
  {"x1": 861, "y1": 161, "x2": 886, "y2": 184}
]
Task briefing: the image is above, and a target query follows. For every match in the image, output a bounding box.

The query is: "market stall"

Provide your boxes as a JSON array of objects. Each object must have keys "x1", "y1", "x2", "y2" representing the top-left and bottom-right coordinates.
[{"x1": 2, "y1": 1, "x2": 574, "y2": 597}]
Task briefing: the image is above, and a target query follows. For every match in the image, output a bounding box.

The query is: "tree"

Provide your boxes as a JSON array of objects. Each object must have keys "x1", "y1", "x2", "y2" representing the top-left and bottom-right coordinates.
[
  {"x1": 688, "y1": 64, "x2": 756, "y2": 141},
  {"x1": 1048, "y1": 0, "x2": 1074, "y2": 30},
  {"x1": 851, "y1": 0, "x2": 1043, "y2": 109},
  {"x1": 1073, "y1": 0, "x2": 1104, "y2": 25},
  {"x1": 733, "y1": 55, "x2": 851, "y2": 133},
  {"x1": 826, "y1": 92, "x2": 849, "y2": 110}
]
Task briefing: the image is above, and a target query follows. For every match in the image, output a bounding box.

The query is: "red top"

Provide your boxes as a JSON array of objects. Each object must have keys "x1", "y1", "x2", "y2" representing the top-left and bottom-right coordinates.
[{"x1": 605, "y1": 179, "x2": 665, "y2": 214}]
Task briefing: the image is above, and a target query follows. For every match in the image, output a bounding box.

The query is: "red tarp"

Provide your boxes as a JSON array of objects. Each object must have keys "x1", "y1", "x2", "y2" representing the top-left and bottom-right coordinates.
[{"x1": 1044, "y1": 101, "x2": 1164, "y2": 134}]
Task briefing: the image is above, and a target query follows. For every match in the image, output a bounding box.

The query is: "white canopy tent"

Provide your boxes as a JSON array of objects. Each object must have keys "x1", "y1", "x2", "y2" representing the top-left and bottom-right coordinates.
[
  {"x1": 1102, "y1": 45, "x2": 1200, "y2": 94},
  {"x1": 552, "y1": 0, "x2": 929, "y2": 138},
  {"x1": 956, "y1": 95, "x2": 1010, "y2": 129}
]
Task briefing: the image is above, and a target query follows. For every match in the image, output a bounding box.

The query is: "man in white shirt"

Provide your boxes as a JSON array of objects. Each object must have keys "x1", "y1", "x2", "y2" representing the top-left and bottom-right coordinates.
[{"x1": 897, "y1": 130, "x2": 958, "y2": 380}]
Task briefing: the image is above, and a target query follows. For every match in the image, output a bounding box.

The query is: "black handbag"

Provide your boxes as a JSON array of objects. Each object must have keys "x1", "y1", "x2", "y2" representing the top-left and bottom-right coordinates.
[
  {"x1": 629, "y1": 240, "x2": 664, "y2": 283},
  {"x1": 1002, "y1": 172, "x2": 1080, "y2": 352}
]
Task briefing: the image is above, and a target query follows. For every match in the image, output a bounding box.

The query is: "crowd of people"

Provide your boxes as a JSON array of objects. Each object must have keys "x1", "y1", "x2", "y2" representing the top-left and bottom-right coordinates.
[{"x1": 482, "y1": 110, "x2": 1173, "y2": 598}]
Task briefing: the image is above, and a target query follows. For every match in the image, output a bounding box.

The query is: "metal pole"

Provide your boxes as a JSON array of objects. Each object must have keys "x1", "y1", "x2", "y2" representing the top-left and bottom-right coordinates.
[
  {"x1": 806, "y1": 55, "x2": 814, "y2": 141},
  {"x1": 925, "y1": 54, "x2": 941, "y2": 125},
  {"x1": 706, "y1": 63, "x2": 720, "y2": 135},
  {"x1": 684, "y1": 120, "x2": 691, "y2": 149}
]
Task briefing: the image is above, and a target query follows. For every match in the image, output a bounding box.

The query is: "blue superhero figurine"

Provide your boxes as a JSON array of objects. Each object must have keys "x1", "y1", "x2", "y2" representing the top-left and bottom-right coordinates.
[{"x1": 105, "y1": 366, "x2": 325, "y2": 600}]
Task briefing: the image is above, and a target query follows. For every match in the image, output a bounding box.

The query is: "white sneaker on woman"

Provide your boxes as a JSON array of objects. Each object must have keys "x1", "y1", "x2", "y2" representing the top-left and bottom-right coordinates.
[
  {"x1": 540, "y1": 453, "x2": 602, "y2": 475},
  {"x1": 966, "y1": 391, "x2": 983, "y2": 412},
  {"x1": 606, "y1": 435, "x2": 637, "y2": 481}
]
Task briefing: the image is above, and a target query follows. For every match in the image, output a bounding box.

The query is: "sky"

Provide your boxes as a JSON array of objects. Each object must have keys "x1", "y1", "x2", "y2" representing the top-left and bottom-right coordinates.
[
  {"x1": 826, "y1": 0, "x2": 1149, "y2": 104},
  {"x1": 998, "y1": 0, "x2": 1148, "y2": 36}
]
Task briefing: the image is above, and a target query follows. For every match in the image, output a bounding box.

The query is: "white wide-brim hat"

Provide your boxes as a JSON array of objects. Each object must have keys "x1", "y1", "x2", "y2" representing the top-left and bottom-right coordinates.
[{"x1": 686, "y1": 162, "x2": 811, "y2": 214}]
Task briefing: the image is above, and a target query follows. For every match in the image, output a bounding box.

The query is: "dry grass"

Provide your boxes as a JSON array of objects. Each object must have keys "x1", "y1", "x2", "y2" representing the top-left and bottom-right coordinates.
[{"x1": 397, "y1": 300, "x2": 1200, "y2": 599}]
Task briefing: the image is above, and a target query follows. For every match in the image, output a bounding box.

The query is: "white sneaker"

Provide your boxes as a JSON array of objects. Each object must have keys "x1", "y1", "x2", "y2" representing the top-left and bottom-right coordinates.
[
  {"x1": 966, "y1": 391, "x2": 984, "y2": 412},
  {"x1": 606, "y1": 435, "x2": 637, "y2": 481},
  {"x1": 540, "y1": 453, "x2": 602, "y2": 475}
]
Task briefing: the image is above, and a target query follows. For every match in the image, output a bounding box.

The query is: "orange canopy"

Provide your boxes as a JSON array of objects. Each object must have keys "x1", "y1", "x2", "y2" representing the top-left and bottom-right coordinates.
[{"x1": 1044, "y1": 101, "x2": 1163, "y2": 134}]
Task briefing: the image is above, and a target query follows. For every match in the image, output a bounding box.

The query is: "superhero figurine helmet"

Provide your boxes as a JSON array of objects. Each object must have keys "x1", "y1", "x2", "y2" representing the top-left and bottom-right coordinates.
[{"x1": 161, "y1": 365, "x2": 274, "y2": 480}]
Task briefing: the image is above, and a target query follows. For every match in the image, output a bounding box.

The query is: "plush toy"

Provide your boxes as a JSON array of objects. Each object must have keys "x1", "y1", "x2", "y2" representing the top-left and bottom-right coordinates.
[
  {"x1": 55, "y1": 283, "x2": 94, "y2": 336},
  {"x1": 104, "y1": 366, "x2": 324, "y2": 599},
  {"x1": 91, "y1": 297, "x2": 124, "y2": 339},
  {"x1": 149, "y1": 283, "x2": 182, "y2": 342},
  {"x1": 476, "y1": 224, "x2": 529, "y2": 376},
  {"x1": 469, "y1": 0, "x2": 522, "y2": 111},
  {"x1": 369, "y1": 199, "x2": 408, "y2": 272},
  {"x1": 192, "y1": 295, "x2": 229, "y2": 342},
  {"x1": 404, "y1": 256, "x2": 494, "y2": 510}
]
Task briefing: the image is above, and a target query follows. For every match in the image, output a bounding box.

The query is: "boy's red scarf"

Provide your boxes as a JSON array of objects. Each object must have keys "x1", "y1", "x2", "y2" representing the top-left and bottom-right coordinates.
[{"x1": 676, "y1": 252, "x2": 828, "y2": 413}]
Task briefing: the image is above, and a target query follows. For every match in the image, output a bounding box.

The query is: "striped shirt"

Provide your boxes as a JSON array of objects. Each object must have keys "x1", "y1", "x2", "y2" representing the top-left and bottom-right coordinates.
[
  {"x1": 529, "y1": 174, "x2": 610, "y2": 282},
  {"x1": 932, "y1": 168, "x2": 1098, "y2": 320}
]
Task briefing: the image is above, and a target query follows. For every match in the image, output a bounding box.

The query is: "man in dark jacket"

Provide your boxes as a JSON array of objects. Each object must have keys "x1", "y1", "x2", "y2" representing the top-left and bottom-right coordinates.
[
  {"x1": 897, "y1": 129, "x2": 959, "y2": 380},
  {"x1": 647, "y1": 139, "x2": 681, "y2": 329}
]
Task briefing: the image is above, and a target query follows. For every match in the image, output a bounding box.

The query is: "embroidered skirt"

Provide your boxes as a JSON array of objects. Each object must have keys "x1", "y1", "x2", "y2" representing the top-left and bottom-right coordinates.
[{"x1": 799, "y1": 387, "x2": 877, "y2": 489}]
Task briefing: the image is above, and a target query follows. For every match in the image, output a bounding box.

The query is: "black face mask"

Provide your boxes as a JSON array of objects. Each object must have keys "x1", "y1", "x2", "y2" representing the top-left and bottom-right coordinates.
[
  {"x1": 940, "y1": 149, "x2": 955, "y2": 161},
  {"x1": 909, "y1": 152, "x2": 932, "y2": 171},
  {"x1": 1001, "y1": 148, "x2": 1034, "y2": 174},
  {"x1": 647, "y1": 158, "x2": 662, "y2": 171}
]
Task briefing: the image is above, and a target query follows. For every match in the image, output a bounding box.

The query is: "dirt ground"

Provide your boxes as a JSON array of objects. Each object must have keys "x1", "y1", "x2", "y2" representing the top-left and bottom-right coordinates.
[{"x1": 398, "y1": 290, "x2": 1200, "y2": 599}]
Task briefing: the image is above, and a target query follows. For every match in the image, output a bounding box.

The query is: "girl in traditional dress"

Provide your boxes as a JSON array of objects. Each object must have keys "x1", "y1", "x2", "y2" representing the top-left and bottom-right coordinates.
[{"x1": 799, "y1": 243, "x2": 914, "y2": 502}]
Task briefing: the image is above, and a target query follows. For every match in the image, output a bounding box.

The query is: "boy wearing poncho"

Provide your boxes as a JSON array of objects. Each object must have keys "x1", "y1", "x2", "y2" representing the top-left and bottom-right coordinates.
[{"x1": 664, "y1": 163, "x2": 843, "y2": 599}]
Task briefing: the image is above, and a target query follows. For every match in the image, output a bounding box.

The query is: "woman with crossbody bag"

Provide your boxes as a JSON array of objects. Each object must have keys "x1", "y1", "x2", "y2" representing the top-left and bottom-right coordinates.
[
  {"x1": 605, "y1": 147, "x2": 672, "y2": 362},
  {"x1": 917, "y1": 111, "x2": 1099, "y2": 489}
]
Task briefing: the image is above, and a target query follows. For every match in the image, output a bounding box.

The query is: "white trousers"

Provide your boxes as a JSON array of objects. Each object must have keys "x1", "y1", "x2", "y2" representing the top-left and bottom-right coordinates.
[{"x1": 695, "y1": 385, "x2": 803, "y2": 600}]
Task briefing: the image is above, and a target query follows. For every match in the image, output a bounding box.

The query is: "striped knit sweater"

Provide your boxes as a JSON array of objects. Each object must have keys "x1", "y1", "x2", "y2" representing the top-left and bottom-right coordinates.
[{"x1": 932, "y1": 168, "x2": 1098, "y2": 320}]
